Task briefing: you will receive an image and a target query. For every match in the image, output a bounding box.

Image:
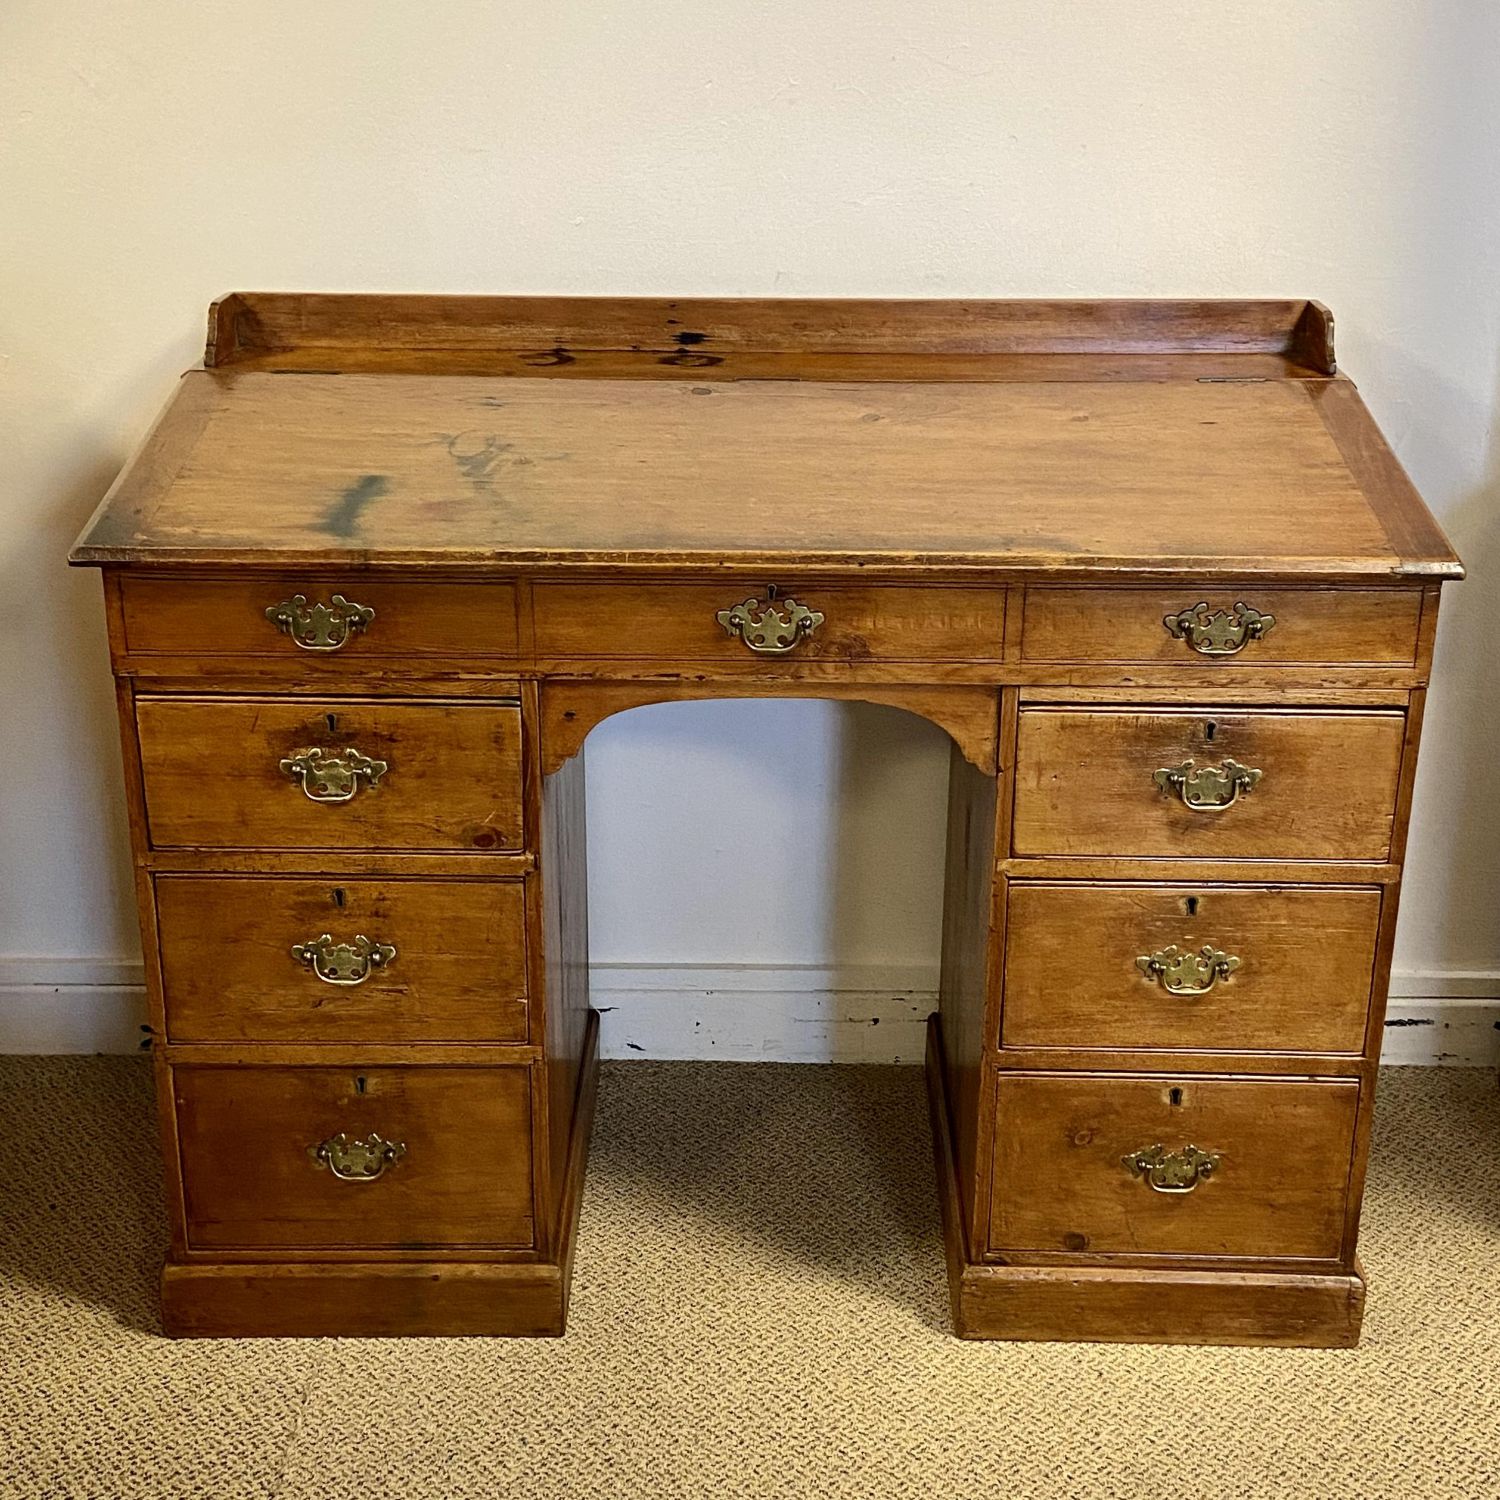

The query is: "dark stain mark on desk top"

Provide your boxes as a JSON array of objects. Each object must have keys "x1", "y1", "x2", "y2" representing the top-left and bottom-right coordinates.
[{"x1": 324, "y1": 474, "x2": 389, "y2": 537}]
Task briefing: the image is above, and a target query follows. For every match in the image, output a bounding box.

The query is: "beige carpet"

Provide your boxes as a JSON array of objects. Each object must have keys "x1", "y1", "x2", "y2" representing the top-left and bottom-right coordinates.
[{"x1": 2, "y1": 1057, "x2": 1497, "y2": 1500}]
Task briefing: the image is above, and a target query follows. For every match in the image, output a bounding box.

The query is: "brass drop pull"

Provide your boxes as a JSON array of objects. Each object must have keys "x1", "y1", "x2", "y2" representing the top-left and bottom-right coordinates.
[
  {"x1": 265, "y1": 594, "x2": 375, "y2": 652},
  {"x1": 716, "y1": 586, "x2": 825, "y2": 654},
  {"x1": 1163, "y1": 601, "x2": 1275, "y2": 656},
  {"x1": 1153, "y1": 758, "x2": 1261, "y2": 811},
  {"x1": 1137, "y1": 944, "x2": 1239, "y2": 996},
  {"x1": 280, "y1": 747, "x2": 387, "y2": 803},
  {"x1": 292, "y1": 933, "x2": 396, "y2": 985},
  {"x1": 312, "y1": 1132, "x2": 406, "y2": 1182},
  {"x1": 1123, "y1": 1144, "x2": 1221, "y2": 1194}
]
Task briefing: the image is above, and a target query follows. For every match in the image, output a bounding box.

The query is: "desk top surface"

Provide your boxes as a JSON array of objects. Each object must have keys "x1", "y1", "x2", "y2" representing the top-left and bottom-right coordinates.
[{"x1": 71, "y1": 295, "x2": 1460, "y2": 581}]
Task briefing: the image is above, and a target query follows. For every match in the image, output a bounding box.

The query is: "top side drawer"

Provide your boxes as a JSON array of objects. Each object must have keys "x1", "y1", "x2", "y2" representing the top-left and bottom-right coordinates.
[
  {"x1": 533, "y1": 583, "x2": 1006, "y2": 663},
  {"x1": 1021, "y1": 588, "x2": 1422, "y2": 667},
  {"x1": 1012, "y1": 707, "x2": 1407, "y2": 861},
  {"x1": 119, "y1": 577, "x2": 520, "y2": 659}
]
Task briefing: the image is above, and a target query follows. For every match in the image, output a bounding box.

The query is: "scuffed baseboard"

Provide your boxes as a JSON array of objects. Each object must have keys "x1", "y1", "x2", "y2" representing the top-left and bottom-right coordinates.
[{"x1": 1, "y1": 958, "x2": 1496, "y2": 1066}]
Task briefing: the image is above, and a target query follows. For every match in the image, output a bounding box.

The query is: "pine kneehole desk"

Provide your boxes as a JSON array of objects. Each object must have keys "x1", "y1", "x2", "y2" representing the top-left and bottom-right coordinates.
[{"x1": 71, "y1": 296, "x2": 1462, "y2": 1345}]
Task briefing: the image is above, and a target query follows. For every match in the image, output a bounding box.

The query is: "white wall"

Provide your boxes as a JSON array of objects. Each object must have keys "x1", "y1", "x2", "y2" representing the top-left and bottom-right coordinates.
[{"x1": 2, "y1": 3, "x2": 1497, "y2": 1060}]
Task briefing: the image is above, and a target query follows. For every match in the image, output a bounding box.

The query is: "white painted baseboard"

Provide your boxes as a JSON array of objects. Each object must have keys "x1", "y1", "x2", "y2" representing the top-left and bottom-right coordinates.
[{"x1": 1, "y1": 957, "x2": 1496, "y2": 1065}]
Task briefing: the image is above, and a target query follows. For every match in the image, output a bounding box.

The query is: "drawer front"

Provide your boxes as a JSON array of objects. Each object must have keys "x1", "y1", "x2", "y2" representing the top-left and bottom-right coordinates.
[
  {"x1": 1012, "y1": 708, "x2": 1405, "y2": 860},
  {"x1": 120, "y1": 577, "x2": 519, "y2": 659},
  {"x1": 175, "y1": 1064, "x2": 535, "y2": 1250},
  {"x1": 137, "y1": 697, "x2": 524, "y2": 852},
  {"x1": 989, "y1": 1073, "x2": 1359, "y2": 1260},
  {"x1": 533, "y1": 583, "x2": 1005, "y2": 663},
  {"x1": 157, "y1": 877, "x2": 529, "y2": 1043},
  {"x1": 1002, "y1": 883, "x2": 1379, "y2": 1054},
  {"x1": 1022, "y1": 588, "x2": 1422, "y2": 667}
]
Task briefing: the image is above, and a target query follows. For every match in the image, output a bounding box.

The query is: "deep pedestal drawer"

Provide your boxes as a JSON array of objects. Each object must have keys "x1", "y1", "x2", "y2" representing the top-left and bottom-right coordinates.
[
  {"x1": 174, "y1": 1064, "x2": 535, "y2": 1250},
  {"x1": 988, "y1": 1073, "x2": 1359, "y2": 1260}
]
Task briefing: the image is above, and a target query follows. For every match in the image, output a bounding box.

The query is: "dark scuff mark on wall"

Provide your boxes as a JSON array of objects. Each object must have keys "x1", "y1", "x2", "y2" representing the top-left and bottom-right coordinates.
[
  {"x1": 1384, "y1": 1016, "x2": 1435, "y2": 1027},
  {"x1": 324, "y1": 474, "x2": 388, "y2": 537}
]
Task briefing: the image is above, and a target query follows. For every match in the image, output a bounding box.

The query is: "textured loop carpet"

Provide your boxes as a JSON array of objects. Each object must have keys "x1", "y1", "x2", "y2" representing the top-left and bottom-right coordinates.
[{"x1": 2, "y1": 1057, "x2": 1497, "y2": 1500}]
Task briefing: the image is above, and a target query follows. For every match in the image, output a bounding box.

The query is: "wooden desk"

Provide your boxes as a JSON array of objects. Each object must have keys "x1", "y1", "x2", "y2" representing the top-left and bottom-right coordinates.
[{"x1": 71, "y1": 295, "x2": 1461, "y2": 1345}]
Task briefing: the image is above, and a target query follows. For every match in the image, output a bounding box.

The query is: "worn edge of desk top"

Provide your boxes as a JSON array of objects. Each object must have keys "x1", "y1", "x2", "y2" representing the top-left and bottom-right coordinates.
[{"x1": 69, "y1": 295, "x2": 1462, "y2": 581}]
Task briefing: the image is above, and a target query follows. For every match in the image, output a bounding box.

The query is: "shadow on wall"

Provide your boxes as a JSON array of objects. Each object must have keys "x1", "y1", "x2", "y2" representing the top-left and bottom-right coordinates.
[
  {"x1": 1363, "y1": 0, "x2": 1500, "y2": 981},
  {"x1": 1353, "y1": 334, "x2": 1500, "y2": 976},
  {"x1": 0, "y1": 318, "x2": 200, "y2": 968},
  {"x1": 0, "y1": 440, "x2": 138, "y2": 960}
]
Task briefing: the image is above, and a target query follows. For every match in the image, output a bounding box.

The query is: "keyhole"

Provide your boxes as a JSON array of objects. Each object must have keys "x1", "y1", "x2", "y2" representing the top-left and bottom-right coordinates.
[
  {"x1": 1204, "y1": 720, "x2": 1217, "y2": 743},
  {"x1": 354, "y1": 1075, "x2": 367, "y2": 1095},
  {"x1": 1185, "y1": 896, "x2": 1199, "y2": 918},
  {"x1": 1169, "y1": 1086, "x2": 1184, "y2": 1107},
  {"x1": 325, "y1": 712, "x2": 339, "y2": 734},
  {"x1": 331, "y1": 887, "x2": 346, "y2": 909}
]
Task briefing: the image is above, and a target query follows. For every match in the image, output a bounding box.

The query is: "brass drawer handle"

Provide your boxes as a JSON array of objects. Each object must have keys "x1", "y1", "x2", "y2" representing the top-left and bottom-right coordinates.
[
  {"x1": 266, "y1": 593, "x2": 375, "y2": 652},
  {"x1": 292, "y1": 933, "x2": 396, "y2": 985},
  {"x1": 1123, "y1": 1143, "x2": 1221, "y2": 1194},
  {"x1": 1153, "y1": 757, "x2": 1261, "y2": 811},
  {"x1": 280, "y1": 747, "x2": 387, "y2": 803},
  {"x1": 716, "y1": 587, "x2": 825, "y2": 653},
  {"x1": 1163, "y1": 601, "x2": 1275, "y2": 656},
  {"x1": 312, "y1": 1132, "x2": 406, "y2": 1182},
  {"x1": 1137, "y1": 944, "x2": 1239, "y2": 996}
]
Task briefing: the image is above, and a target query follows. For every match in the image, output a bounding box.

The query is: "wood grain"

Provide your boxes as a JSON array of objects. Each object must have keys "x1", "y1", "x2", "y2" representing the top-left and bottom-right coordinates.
[
  {"x1": 174, "y1": 1063, "x2": 535, "y2": 1250},
  {"x1": 988, "y1": 1073, "x2": 1360, "y2": 1260},
  {"x1": 136, "y1": 697, "x2": 525, "y2": 852},
  {"x1": 1011, "y1": 707, "x2": 1406, "y2": 860},
  {"x1": 155, "y1": 875, "x2": 529, "y2": 1043},
  {"x1": 539, "y1": 747, "x2": 593, "y2": 1242},
  {"x1": 937, "y1": 745, "x2": 1000, "y2": 1251},
  {"x1": 1001, "y1": 882, "x2": 1381, "y2": 1054}
]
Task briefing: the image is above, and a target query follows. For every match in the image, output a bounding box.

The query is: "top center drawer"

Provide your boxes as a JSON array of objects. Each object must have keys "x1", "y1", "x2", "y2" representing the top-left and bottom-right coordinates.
[{"x1": 532, "y1": 584, "x2": 1006, "y2": 664}]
